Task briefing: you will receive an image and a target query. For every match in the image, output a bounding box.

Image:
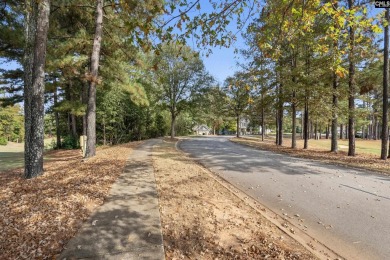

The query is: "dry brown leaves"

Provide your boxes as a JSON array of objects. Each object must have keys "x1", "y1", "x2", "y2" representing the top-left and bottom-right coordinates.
[
  {"x1": 153, "y1": 141, "x2": 315, "y2": 260},
  {"x1": 232, "y1": 138, "x2": 390, "y2": 175},
  {"x1": 0, "y1": 142, "x2": 140, "y2": 259}
]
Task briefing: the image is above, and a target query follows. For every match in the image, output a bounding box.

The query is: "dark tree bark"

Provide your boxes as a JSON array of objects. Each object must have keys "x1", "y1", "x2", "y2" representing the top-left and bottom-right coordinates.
[
  {"x1": 85, "y1": 0, "x2": 103, "y2": 158},
  {"x1": 331, "y1": 72, "x2": 338, "y2": 152},
  {"x1": 319, "y1": 126, "x2": 322, "y2": 139},
  {"x1": 291, "y1": 93, "x2": 296, "y2": 148},
  {"x1": 69, "y1": 82, "x2": 77, "y2": 138},
  {"x1": 310, "y1": 121, "x2": 314, "y2": 139},
  {"x1": 277, "y1": 83, "x2": 283, "y2": 146},
  {"x1": 340, "y1": 124, "x2": 343, "y2": 139},
  {"x1": 368, "y1": 123, "x2": 372, "y2": 140},
  {"x1": 330, "y1": 1, "x2": 339, "y2": 152},
  {"x1": 291, "y1": 54, "x2": 297, "y2": 149},
  {"x1": 236, "y1": 115, "x2": 240, "y2": 138},
  {"x1": 347, "y1": 0, "x2": 356, "y2": 156},
  {"x1": 23, "y1": 0, "x2": 50, "y2": 179},
  {"x1": 383, "y1": 9, "x2": 389, "y2": 159},
  {"x1": 303, "y1": 99, "x2": 309, "y2": 149},
  {"x1": 304, "y1": 47, "x2": 310, "y2": 149},
  {"x1": 170, "y1": 113, "x2": 176, "y2": 139},
  {"x1": 326, "y1": 122, "x2": 330, "y2": 139},
  {"x1": 374, "y1": 118, "x2": 379, "y2": 140},
  {"x1": 261, "y1": 91, "x2": 265, "y2": 141},
  {"x1": 53, "y1": 87, "x2": 61, "y2": 149},
  {"x1": 102, "y1": 117, "x2": 106, "y2": 145},
  {"x1": 275, "y1": 111, "x2": 279, "y2": 145},
  {"x1": 300, "y1": 111, "x2": 304, "y2": 139},
  {"x1": 82, "y1": 83, "x2": 87, "y2": 136}
]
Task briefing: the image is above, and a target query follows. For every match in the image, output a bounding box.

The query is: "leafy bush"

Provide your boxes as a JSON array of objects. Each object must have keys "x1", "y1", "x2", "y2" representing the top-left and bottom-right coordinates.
[
  {"x1": 0, "y1": 137, "x2": 7, "y2": 145},
  {"x1": 44, "y1": 139, "x2": 58, "y2": 150},
  {"x1": 61, "y1": 135, "x2": 79, "y2": 149}
]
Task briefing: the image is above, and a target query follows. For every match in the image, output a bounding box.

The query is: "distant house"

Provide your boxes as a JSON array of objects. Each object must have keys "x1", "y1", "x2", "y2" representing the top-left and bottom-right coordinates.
[
  {"x1": 193, "y1": 124, "x2": 211, "y2": 135},
  {"x1": 239, "y1": 117, "x2": 250, "y2": 135}
]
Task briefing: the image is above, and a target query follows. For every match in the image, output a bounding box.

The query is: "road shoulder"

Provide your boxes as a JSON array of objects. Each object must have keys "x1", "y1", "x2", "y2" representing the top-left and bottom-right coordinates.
[{"x1": 153, "y1": 138, "x2": 323, "y2": 259}]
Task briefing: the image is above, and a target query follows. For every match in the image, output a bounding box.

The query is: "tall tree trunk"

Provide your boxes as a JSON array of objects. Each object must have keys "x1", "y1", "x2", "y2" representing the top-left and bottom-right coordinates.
[
  {"x1": 236, "y1": 115, "x2": 240, "y2": 138},
  {"x1": 368, "y1": 123, "x2": 372, "y2": 140},
  {"x1": 82, "y1": 83, "x2": 88, "y2": 136},
  {"x1": 304, "y1": 46, "x2": 310, "y2": 149},
  {"x1": 103, "y1": 117, "x2": 106, "y2": 146},
  {"x1": 319, "y1": 126, "x2": 322, "y2": 139},
  {"x1": 347, "y1": 0, "x2": 356, "y2": 156},
  {"x1": 340, "y1": 124, "x2": 343, "y2": 139},
  {"x1": 331, "y1": 74, "x2": 339, "y2": 152},
  {"x1": 291, "y1": 53, "x2": 297, "y2": 149},
  {"x1": 23, "y1": 0, "x2": 50, "y2": 179},
  {"x1": 300, "y1": 111, "x2": 304, "y2": 139},
  {"x1": 170, "y1": 113, "x2": 176, "y2": 139},
  {"x1": 275, "y1": 111, "x2": 279, "y2": 145},
  {"x1": 375, "y1": 119, "x2": 379, "y2": 140},
  {"x1": 309, "y1": 121, "x2": 313, "y2": 139},
  {"x1": 326, "y1": 122, "x2": 330, "y2": 139},
  {"x1": 261, "y1": 101, "x2": 265, "y2": 142},
  {"x1": 304, "y1": 99, "x2": 309, "y2": 149},
  {"x1": 69, "y1": 82, "x2": 77, "y2": 138},
  {"x1": 331, "y1": 0, "x2": 339, "y2": 152},
  {"x1": 383, "y1": 9, "x2": 389, "y2": 159},
  {"x1": 85, "y1": 0, "x2": 103, "y2": 158},
  {"x1": 277, "y1": 83, "x2": 283, "y2": 146},
  {"x1": 53, "y1": 87, "x2": 61, "y2": 149},
  {"x1": 71, "y1": 115, "x2": 77, "y2": 138},
  {"x1": 291, "y1": 92, "x2": 296, "y2": 148}
]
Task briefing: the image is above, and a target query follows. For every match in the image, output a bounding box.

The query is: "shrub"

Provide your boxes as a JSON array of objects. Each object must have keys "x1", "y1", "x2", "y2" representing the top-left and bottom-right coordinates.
[
  {"x1": 0, "y1": 137, "x2": 7, "y2": 146},
  {"x1": 61, "y1": 135, "x2": 79, "y2": 149}
]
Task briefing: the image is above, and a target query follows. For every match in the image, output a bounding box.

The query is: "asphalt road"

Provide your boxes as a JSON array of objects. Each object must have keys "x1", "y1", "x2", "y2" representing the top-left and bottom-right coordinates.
[{"x1": 179, "y1": 136, "x2": 390, "y2": 260}]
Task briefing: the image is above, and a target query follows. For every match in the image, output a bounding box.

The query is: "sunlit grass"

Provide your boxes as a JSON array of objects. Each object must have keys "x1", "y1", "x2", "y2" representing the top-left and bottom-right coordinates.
[{"x1": 0, "y1": 137, "x2": 58, "y2": 172}]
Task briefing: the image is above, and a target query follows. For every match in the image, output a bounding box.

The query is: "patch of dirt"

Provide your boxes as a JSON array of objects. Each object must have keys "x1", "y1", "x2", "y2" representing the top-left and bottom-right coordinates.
[
  {"x1": 153, "y1": 140, "x2": 316, "y2": 259},
  {"x1": 0, "y1": 142, "x2": 140, "y2": 259},
  {"x1": 232, "y1": 137, "x2": 390, "y2": 175}
]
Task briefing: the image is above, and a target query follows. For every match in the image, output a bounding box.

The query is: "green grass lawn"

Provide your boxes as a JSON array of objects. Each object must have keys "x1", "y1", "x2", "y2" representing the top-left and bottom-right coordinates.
[
  {"x1": 0, "y1": 142, "x2": 24, "y2": 172},
  {"x1": 0, "y1": 138, "x2": 56, "y2": 172}
]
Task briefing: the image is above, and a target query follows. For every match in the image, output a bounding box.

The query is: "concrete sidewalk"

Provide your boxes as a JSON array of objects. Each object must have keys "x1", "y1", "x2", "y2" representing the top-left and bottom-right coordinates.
[{"x1": 59, "y1": 139, "x2": 165, "y2": 260}]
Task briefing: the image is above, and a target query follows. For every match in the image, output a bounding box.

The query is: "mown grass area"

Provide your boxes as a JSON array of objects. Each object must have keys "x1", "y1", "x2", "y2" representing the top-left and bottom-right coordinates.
[
  {"x1": 233, "y1": 136, "x2": 390, "y2": 175},
  {"x1": 0, "y1": 138, "x2": 56, "y2": 172}
]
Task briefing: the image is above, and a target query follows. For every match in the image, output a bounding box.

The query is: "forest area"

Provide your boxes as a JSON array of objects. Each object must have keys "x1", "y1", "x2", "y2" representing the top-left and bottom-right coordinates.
[{"x1": 0, "y1": 0, "x2": 389, "y2": 179}]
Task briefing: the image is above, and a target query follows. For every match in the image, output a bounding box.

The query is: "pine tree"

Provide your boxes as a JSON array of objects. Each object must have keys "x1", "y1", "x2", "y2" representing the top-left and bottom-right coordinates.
[{"x1": 23, "y1": 0, "x2": 50, "y2": 179}]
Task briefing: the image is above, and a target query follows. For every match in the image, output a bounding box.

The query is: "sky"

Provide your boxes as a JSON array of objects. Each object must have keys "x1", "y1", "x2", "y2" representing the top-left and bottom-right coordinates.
[
  {"x1": 202, "y1": 42, "x2": 245, "y2": 84},
  {"x1": 203, "y1": 48, "x2": 235, "y2": 84},
  {"x1": 172, "y1": 1, "x2": 255, "y2": 85}
]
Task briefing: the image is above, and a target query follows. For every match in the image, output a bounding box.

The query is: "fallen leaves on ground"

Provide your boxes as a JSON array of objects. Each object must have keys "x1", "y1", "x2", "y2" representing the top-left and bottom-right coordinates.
[
  {"x1": 153, "y1": 140, "x2": 315, "y2": 260},
  {"x1": 232, "y1": 137, "x2": 390, "y2": 175},
  {"x1": 0, "y1": 142, "x2": 140, "y2": 259}
]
